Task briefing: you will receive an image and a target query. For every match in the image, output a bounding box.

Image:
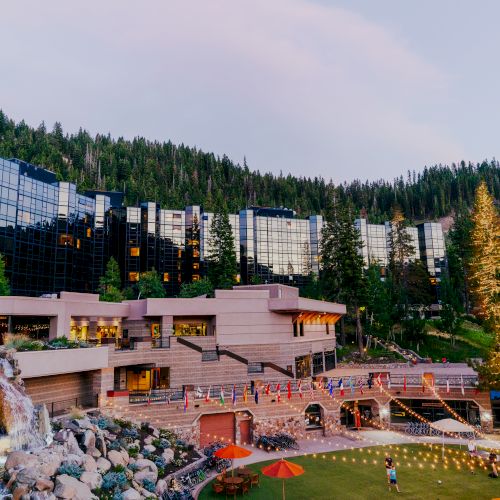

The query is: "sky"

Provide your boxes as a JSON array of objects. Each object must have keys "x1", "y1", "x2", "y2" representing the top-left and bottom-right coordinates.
[{"x1": 1, "y1": 0, "x2": 499, "y2": 183}]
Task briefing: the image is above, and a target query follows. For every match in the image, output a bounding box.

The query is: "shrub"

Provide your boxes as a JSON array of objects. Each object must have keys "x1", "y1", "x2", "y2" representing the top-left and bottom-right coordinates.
[
  {"x1": 140, "y1": 422, "x2": 151, "y2": 432},
  {"x1": 157, "y1": 466, "x2": 165, "y2": 478},
  {"x1": 173, "y1": 458, "x2": 183, "y2": 467},
  {"x1": 141, "y1": 449, "x2": 152, "y2": 459},
  {"x1": 113, "y1": 418, "x2": 132, "y2": 429},
  {"x1": 3, "y1": 333, "x2": 45, "y2": 351},
  {"x1": 127, "y1": 445, "x2": 139, "y2": 458},
  {"x1": 48, "y1": 336, "x2": 80, "y2": 349},
  {"x1": 108, "y1": 440, "x2": 122, "y2": 451},
  {"x1": 51, "y1": 420, "x2": 63, "y2": 432},
  {"x1": 97, "y1": 416, "x2": 110, "y2": 429},
  {"x1": 128, "y1": 463, "x2": 139, "y2": 472},
  {"x1": 112, "y1": 464, "x2": 126, "y2": 473},
  {"x1": 153, "y1": 456, "x2": 167, "y2": 469},
  {"x1": 57, "y1": 463, "x2": 83, "y2": 479},
  {"x1": 122, "y1": 428, "x2": 139, "y2": 440},
  {"x1": 101, "y1": 471, "x2": 128, "y2": 491},
  {"x1": 142, "y1": 478, "x2": 156, "y2": 493},
  {"x1": 68, "y1": 406, "x2": 84, "y2": 420}
]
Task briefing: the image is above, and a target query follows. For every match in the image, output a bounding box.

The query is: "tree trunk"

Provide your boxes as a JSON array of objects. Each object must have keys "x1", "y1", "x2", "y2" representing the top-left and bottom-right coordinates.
[
  {"x1": 340, "y1": 317, "x2": 346, "y2": 346},
  {"x1": 355, "y1": 304, "x2": 364, "y2": 354}
]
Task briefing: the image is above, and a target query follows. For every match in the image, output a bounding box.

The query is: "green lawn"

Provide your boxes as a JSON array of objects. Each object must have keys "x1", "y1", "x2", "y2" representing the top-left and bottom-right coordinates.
[{"x1": 199, "y1": 445, "x2": 499, "y2": 500}]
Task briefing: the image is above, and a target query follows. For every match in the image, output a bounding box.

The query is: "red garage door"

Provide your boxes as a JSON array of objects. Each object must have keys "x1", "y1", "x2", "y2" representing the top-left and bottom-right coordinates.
[{"x1": 199, "y1": 413, "x2": 235, "y2": 447}]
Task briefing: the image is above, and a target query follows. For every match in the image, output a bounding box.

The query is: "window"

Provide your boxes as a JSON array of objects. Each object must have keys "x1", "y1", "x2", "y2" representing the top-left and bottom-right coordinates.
[
  {"x1": 177, "y1": 249, "x2": 182, "y2": 258},
  {"x1": 76, "y1": 239, "x2": 81, "y2": 249},
  {"x1": 192, "y1": 263, "x2": 199, "y2": 270},
  {"x1": 312, "y1": 352, "x2": 323, "y2": 375},
  {"x1": 58, "y1": 234, "x2": 74, "y2": 246},
  {"x1": 192, "y1": 274, "x2": 200, "y2": 281},
  {"x1": 325, "y1": 350, "x2": 336, "y2": 371},
  {"x1": 295, "y1": 355, "x2": 311, "y2": 379},
  {"x1": 130, "y1": 247, "x2": 140, "y2": 257},
  {"x1": 86, "y1": 228, "x2": 91, "y2": 238},
  {"x1": 129, "y1": 272, "x2": 139, "y2": 282},
  {"x1": 163, "y1": 272, "x2": 170, "y2": 282},
  {"x1": 299, "y1": 322, "x2": 304, "y2": 337},
  {"x1": 293, "y1": 322, "x2": 298, "y2": 337},
  {"x1": 173, "y1": 322, "x2": 207, "y2": 336}
]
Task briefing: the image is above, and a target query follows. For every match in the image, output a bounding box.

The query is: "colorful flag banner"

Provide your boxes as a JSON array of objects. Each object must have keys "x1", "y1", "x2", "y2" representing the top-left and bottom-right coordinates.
[
  {"x1": 287, "y1": 381, "x2": 292, "y2": 400},
  {"x1": 265, "y1": 383, "x2": 270, "y2": 395},
  {"x1": 460, "y1": 375, "x2": 465, "y2": 396},
  {"x1": 298, "y1": 380, "x2": 303, "y2": 398},
  {"x1": 232, "y1": 384, "x2": 236, "y2": 405},
  {"x1": 349, "y1": 376, "x2": 355, "y2": 394},
  {"x1": 184, "y1": 389, "x2": 188, "y2": 413},
  {"x1": 387, "y1": 374, "x2": 391, "y2": 390},
  {"x1": 358, "y1": 379, "x2": 364, "y2": 395},
  {"x1": 255, "y1": 387, "x2": 259, "y2": 404},
  {"x1": 220, "y1": 386, "x2": 225, "y2": 405},
  {"x1": 243, "y1": 384, "x2": 248, "y2": 402},
  {"x1": 403, "y1": 375, "x2": 407, "y2": 392},
  {"x1": 446, "y1": 378, "x2": 450, "y2": 394},
  {"x1": 276, "y1": 383, "x2": 281, "y2": 403},
  {"x1": 206, "y1": 386, "x2": 211, "y2": 403},
  {"x1": 338, "y1": 378, "x2": 344, "y2": 396}
]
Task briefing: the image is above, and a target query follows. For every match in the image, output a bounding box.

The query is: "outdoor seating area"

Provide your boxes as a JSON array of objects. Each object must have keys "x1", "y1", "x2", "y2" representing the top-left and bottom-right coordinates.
[{"x1": 211, "y1": 468, "x2": 259, "y2": 497}]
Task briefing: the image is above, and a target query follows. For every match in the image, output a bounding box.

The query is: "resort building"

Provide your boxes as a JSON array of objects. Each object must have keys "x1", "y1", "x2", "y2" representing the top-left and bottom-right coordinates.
[
  {"x1": 0, "y1": 284, "x2": 494, "y2": 446},
  {"x1": 0, "y1": 157, "x2": 446, "y2": 298}
]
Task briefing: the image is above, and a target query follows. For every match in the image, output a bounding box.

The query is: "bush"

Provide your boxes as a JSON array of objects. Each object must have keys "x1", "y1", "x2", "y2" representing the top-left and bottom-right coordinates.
[
  {"x1": 108, "y1": 440, "x2": 122, "y2": 451},
  {"x1": 153, "y1": 456, "x2": 167, "y2": 469},
  {"x1": 128, "y1": 463, "x2": 139, "y2": 472},
  {"x1": 102, "y1": 471, "x2": 128, "y2": 491},
  {"x1": 48, "y1": 336, "x2": 80, "y2": 349},
  {"x1": 113, "y1": 418, "x2": 132, "y2": 429},
  {"x1": 97, "y1": 416, "x2": 111, "y2": 429},
  {"x1": 127, "y1": 445, "x2": 139, "y2": 458},
  {"x1": 112, "y1": 464, "x2": 126, "y2": 473},
  {"x1": 3, "y1": 333, "x2": 45, "y2": 351},
  {"x1": 69, "y1": 406, "x2": 85, "y2": 420},
  {"x1": 122, "y1": 428, "x2": 139, "y2": 440},
  {"x1": 141, "y1": 449, "x2": 152, "y2": 459},
  {"x1": 157, "y1": 466, "x2": 165, "y2": 478},
  {"x1": 140, "y1": 422, "x2": 151, "y2": 432},
  {"x1": 142, "y1": 478, "x2": 156, "y2": 493},
  {"x1": 57, "y1": 463, "x2": 83, "y2": 479}
]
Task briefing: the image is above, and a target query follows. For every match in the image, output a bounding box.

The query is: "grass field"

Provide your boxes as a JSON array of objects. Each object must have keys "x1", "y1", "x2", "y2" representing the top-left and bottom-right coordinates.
[{"x1": 198, "y1": 444, "x2": 499, "y2": 500}]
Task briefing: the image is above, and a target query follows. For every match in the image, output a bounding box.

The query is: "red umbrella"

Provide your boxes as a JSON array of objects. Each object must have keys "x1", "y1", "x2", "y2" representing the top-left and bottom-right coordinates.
[
  {"x1": 262, "y1": 458, "x2": 305, "y2": 500},
  {"x1": 214, "y1": 444, "x2": 252, "y2": 476}
]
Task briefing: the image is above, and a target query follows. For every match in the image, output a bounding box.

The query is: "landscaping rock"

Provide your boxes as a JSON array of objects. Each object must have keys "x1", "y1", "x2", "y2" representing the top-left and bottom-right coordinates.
[
  {"x1": 82, "y1": 430, "x2": 95, "y2": 450},
  {"x1": 54, "y1": 475, "x2": 96, "y2": 500},
  {"x1": 122, "y1": 488, "x2": 141, "y2": 500},
  {"x1": 63, "y1": 453, "x2": 83, "y2": 466},
  {"x1": 15, "y1": 466, "x2": 41, "y2": 487},
  {"x1": 107, "y1": 449, "x2": 126, "y2": 466},
  {"x1": 31, "y1": 493, "x2": 57, "y2": 500},
  {"x1": 143, "y1": 444, "x2": 156, "y2": 453},
  {"x1": 155, "y1": 479, "x2": 168, "y2": 496},
  {"x1": 82, "y1": 455, "x2": 97, "y2": 472},
  {"x1": 12, "y1": 484, "x2": 29, "y2": 500},
  {"x1": 6, "y1": 451, "x2": 38, "y2": 470},
  {"x1": 96, "y1": 457, "x2": 112, "y2": 473},
  {"x1": 152, "y1": 427, "x2": 160, "y2": 438},
  {"x1": 35, "y1": 478, "x2": 54, "y2": 492},
  {"x1": 79, "y1": 471, "x2": 102, "y2": 490},
  {"x1": 134, "y1": 468, "x2": 157, "y2": 484},
  {"x1": 144, "y1": 435, "x2": 154, "y2": 445},
  {"x1": 162, "y1": 448, "x2": 174, "y2": 464},
  {"x1": 74, "y1": 417, "x2": 94, "y2": 431},
  {"x1": 37, "y1": 452, "x2": 62, "y2": 477},
  {"x1": 134, "y1": 458, "x2": 157, "y2": 474},
  {"x1": 87, "y1": 447, "x2": 101, "y2": 458},
  {"x1": 66, "y1": 432, "x2": 84, "y2": 456}
]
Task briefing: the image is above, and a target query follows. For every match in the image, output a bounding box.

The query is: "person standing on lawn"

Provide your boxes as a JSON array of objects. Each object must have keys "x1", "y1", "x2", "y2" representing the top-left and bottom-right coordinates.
[
  {"x1": 385, "y1": 453, "x2": 393, "y2": 484},
  {"x1": 388, "y1": 466, "x2": 400, "y2": 493}
]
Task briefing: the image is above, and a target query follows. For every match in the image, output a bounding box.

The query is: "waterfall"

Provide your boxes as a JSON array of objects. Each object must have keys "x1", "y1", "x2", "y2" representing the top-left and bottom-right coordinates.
[{"x1": 0, "y1": 353, "x2": 52, "y2": 458}]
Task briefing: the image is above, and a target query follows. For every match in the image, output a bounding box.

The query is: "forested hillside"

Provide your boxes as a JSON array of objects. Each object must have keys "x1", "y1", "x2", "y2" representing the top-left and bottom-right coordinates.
[{"x1": 0, "y1": 111, "x2": 498, "y2": 220}]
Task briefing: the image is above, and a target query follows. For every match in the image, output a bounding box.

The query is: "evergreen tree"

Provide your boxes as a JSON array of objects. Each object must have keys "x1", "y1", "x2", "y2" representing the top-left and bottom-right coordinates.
[
  {"x1": 447, "y1": 210, "x2": 473, "y2": 312},
  {"x1": 137, "y1": 268, "x2": 166, "y2": 298},
  {"x1": 0, "y1": 253, "x2": 10, "y2": 296},
  {"x1": 98, "y1": 257, "x2": 123, "y2": 302},
  {"x1": 468, "y1": 181, "x2": 500, "y2": 388},
  {"x1": 364, "y1": 264, "x2": 392, "y2": 337},
  {"x1": 439, "y1": 274, "x2": 463, "y2": 345},
  {"x1": 321, "y1": 193, "x2": 366, "y2": 353},
  {"x1": 207, "y1": 207, "x2": 238, "y2": 290},
  {"x1": 468, "y1": 181, "x2": 500, "y2": 323},
  {"x1": 178, "y1": 277, "x2": 214, "y2": 298}
]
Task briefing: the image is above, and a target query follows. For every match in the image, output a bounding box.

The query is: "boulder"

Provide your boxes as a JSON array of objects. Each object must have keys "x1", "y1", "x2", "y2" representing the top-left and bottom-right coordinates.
[
  {"x1": 143, "y1": 435, "x2": 154, "y2": 445},
  {"x1": 35, "y1": 478, "x2": 54, "y2": 492},
  {"x1": 119, "y1": 449, "x2": 129, "y2": 464},
  {"x1": 155, "y1": 479, "x2": 168, "y2": 496},
  {"x1": 53, "y1": 475, "x2": 96, "y2": 500},
  {"x1": 79, "y1": 471, "x2": 102, "y2": 490},
  {"x1": 134, "y1": 458, "x2": 157, "y2": 474},
  {"x1": 82, "y1": 455, "x2": 97, "y2": 472},
  {"x1": 74, "y1": 417, "x2": 95, "y2": 431},
  {"x1": 63, "y1": 454, "x2": 83, "y2": 466},
  {"x1": 134, "y1": 468, "x2": 157, "y2": 484},
  {"x1": 151, "y1": 427, "x2": 160, "y2": 438},
  {"x1": 143, "y1": 444, "x2": 156, "y2": 453},
  {"x1": 37, "y1": 452, "x2": 62, "y2": 477},
  {"x1": 96, "y1": 457, "x2": 112, "y2": 473},
  {"x1": 82, "y1": 430, "x2": 95, "y2": 450},
  {"x1": 107, "y1": 449, "x2": 126, "y2": 466},
  {"x1": 162, "y1": 448, "x2": 174, "y2": 464},
  {"x1": 6, "y1": 451, "x2": 38, "y2": 470},
  {"x1": 30, "y1": 493, "x2": 57, "y2": 500},
  {"x1": 12, "y1": 485, "x2": 29, "y2": 500},
  {"x1": 122, "y1": 488, "x2": 141, "y2": 500},
  {"x1": 66, "y1": 432, "x2": 84, "y2": 456},
  {"x1": 16, "y1": 467, "x2": 41, "y2": 487},
  {"x1": 87, "y1": 447, "x2": 101, "y2": 458},
  {"x1": 95, "y1": 431, "x2": 107, "y2": 456}
]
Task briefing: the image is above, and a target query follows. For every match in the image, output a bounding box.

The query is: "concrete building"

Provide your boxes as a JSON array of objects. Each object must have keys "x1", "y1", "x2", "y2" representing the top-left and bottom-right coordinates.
[{"x1": 0, "y1": 284, "x2": 494, "y2": 446}]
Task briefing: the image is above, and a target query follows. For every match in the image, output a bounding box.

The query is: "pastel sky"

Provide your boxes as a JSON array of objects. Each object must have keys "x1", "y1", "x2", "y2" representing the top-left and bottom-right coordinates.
[{"x1": 1, "y1": 0, "x2": 498, "y2": 182}]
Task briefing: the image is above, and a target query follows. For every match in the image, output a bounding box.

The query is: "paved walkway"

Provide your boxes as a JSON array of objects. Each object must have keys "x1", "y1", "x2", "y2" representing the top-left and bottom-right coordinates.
[{"x1": 193, "y1": 429, "x2": 500, "y2": 497}]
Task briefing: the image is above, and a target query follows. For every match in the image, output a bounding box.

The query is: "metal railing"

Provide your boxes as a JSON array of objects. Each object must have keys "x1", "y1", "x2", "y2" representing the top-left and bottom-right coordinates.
[{"x1": 48, "y1": 394, "x2": 99, "y2": 417}]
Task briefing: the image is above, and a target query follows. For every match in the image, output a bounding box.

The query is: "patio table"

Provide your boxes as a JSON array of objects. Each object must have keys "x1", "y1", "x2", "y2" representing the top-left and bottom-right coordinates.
[{"x1": 223, "y1": 477, "x2": 244, "y2": 486}]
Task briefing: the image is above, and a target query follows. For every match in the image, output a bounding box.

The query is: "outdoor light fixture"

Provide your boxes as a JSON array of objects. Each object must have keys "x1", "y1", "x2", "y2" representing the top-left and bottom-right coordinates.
[
  {"x1": 482, "y1": 412, "x2": 492, "y2": 421},
  {"x1": 380, "y1": 407, "x2": 389, "y2": 417}
]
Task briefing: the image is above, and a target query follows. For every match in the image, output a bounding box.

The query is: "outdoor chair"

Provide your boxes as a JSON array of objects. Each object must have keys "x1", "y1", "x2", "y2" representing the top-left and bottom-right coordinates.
[
  {"x1": 212, "y1": 481, "x2": 224, "y2": 494},
  {"x1": 250, "y1": 473, "x2": 260, "y2": 488},
  {"x1": 225, "y1": 484, "x2": 238, "y2": 499},
  {"x1": 240, "y1": 478, "x2": 251, "y2": 495}
]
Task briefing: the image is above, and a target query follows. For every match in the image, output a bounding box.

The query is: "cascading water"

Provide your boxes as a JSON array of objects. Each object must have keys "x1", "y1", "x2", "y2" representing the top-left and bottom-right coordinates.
[{"x1": 0, "y1": 354, "x2": 52, "y2": 457}]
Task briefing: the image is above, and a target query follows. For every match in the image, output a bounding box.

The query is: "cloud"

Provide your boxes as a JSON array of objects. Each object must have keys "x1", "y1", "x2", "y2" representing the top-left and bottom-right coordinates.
[{"x1": 0, "y1": 0, "x2": 464, "y2": 182}]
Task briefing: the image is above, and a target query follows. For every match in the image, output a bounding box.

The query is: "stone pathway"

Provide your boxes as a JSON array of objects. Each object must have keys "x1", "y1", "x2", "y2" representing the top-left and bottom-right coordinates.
[{"x1": 192, "y1": 429, "x2": 500, "y2": 498}]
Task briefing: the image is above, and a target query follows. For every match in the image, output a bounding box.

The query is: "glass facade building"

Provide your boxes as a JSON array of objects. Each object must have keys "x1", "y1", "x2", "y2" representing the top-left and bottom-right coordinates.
[{"x1": 0, "y1": 157, "x2": 446, "y2": 297}]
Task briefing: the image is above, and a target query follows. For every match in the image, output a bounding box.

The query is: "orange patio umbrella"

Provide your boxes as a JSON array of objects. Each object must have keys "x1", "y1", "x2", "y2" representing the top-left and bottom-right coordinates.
[
  {"x1": 214, "y1": 444, "x2": 252, "y2": 476},
  {"x1": 262, "y1": 458, "x2": 305, "y2": 500}
]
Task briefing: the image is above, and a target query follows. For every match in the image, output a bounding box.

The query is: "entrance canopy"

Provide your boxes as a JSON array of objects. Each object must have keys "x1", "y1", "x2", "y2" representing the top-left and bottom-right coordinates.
[{"x1": 430, "y1": 418, "x2": 471, "y2": 433}]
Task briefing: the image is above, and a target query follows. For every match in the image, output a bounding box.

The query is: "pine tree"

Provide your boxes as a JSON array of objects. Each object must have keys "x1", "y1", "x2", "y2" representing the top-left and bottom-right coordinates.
[
  {"x1": 98, "y1": 257, "x2": 123, "y2": 302},
  {"x1": 207, "y1": 207, "x2": 238, "y2": 290},
  {"x1": 468, "y1": 181, "x2": 500, "y2": 388},
  {"x1": 138, "y1": 268, "x2": 166, "y2": 298},
  {"x1": 321, "y1": 193, "x2": 366, "y2": 354},
  {"x1": 0, "y1": 253, "x2": 10, "y2": 296},
  {"x1": 468, "y1": 181, "x2": 500, "y2": 322},
  {"x1": 364, "y1": 264, "x2": 392, "y2": 337}
]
